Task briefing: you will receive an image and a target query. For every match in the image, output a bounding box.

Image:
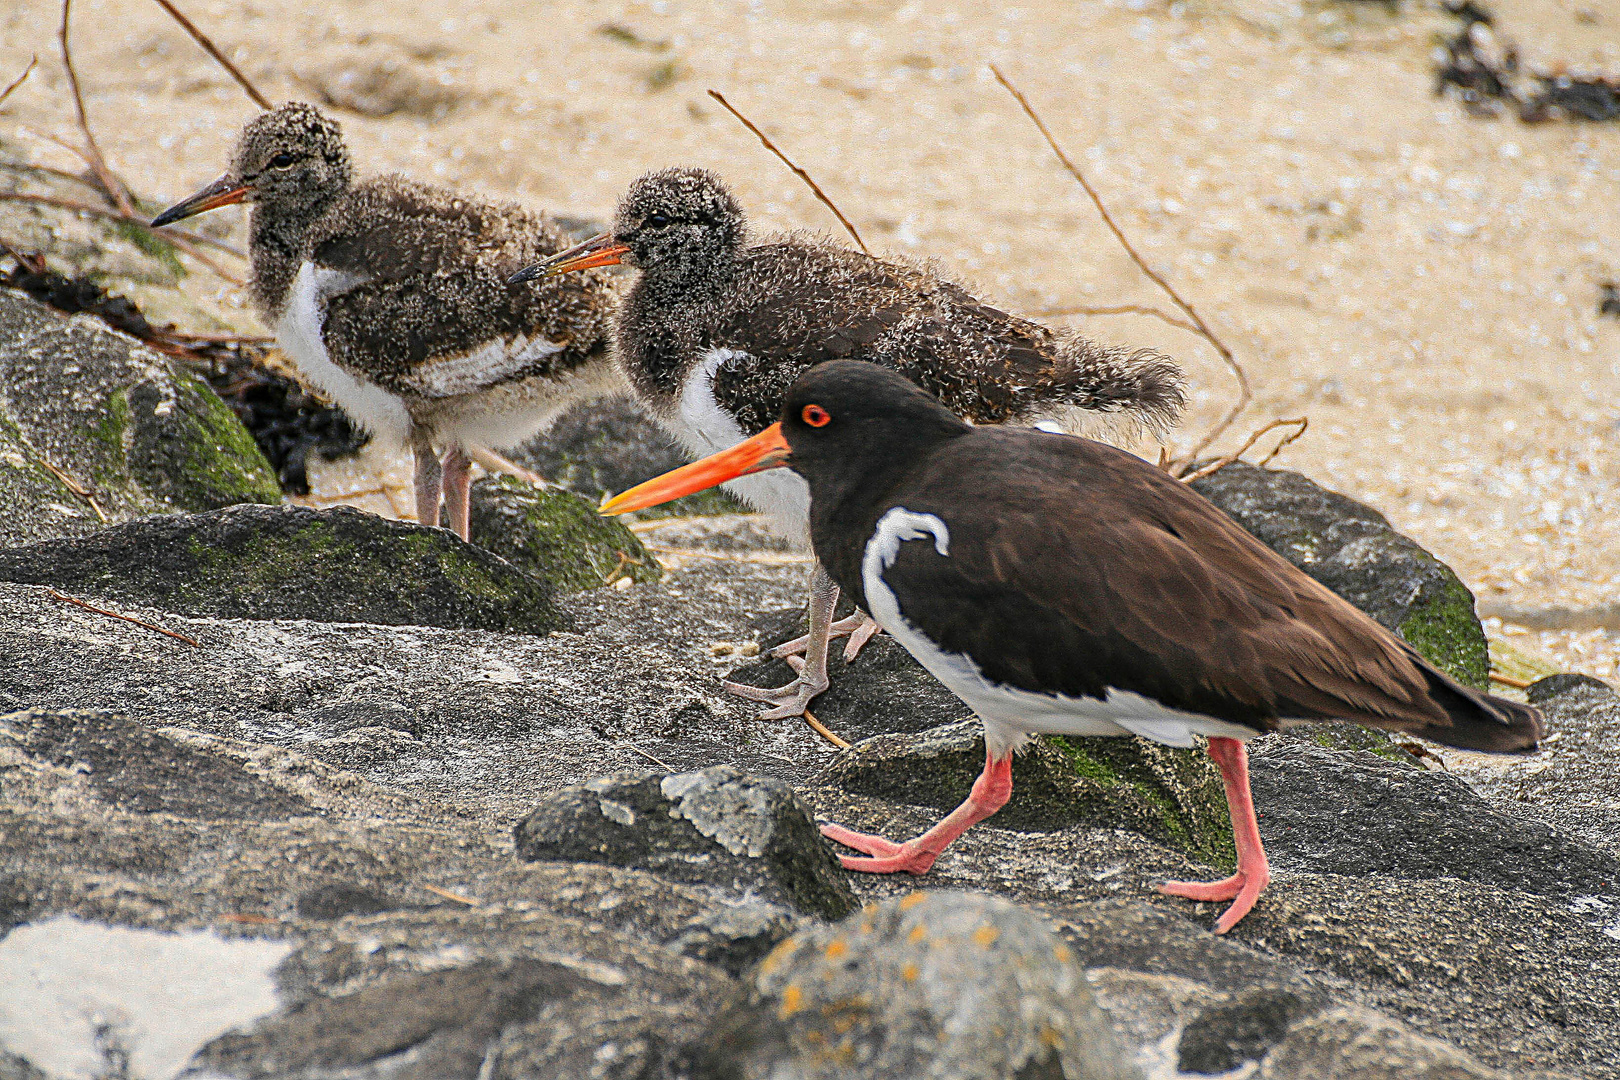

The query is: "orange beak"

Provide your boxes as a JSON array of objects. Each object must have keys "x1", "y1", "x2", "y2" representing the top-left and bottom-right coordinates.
[
  {"x1": 508, "y1": 231, "x2": 631, "y2": 284},
  {"x1": 600, "y1": 423, "x2": 792, "y2": 515},
  {"x1": 150, "y1": 173, "x2": 252, "y2": 227}
]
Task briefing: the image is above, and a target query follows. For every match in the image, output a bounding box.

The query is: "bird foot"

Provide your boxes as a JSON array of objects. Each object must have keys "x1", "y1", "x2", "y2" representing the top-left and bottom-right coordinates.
[
  {"x1": 722, "y1": 670, "x2": 829, "y2": 721},
  {"x1": 770, "y1": 612, "x2": 884, "y2": 663},
  {"x1": 1160, "y1": 868, "x2": 1268, "y2": 934},
  {"x1": 819, "y1": 823, "x2": 937, "y2": 874}
]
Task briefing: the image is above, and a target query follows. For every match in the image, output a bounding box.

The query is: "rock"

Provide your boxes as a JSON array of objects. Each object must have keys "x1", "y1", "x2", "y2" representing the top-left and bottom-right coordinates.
[
  {"x1": 0, "y1": 504, "x2": 565, "y2": 634},
  {"x1": 0, "y1": 289, "x2": 280, "y2": 548},
  {"x1": 1258, "y1": 1006, "x2": 1511, "y2": 1079},
  {"x1": 1177, "y1": 987, "x2": 1319, "y2": 1074},
  {"x1": 664, "y1": 902, "x2": 802, "y2": 978},
  {"x1": 513, "y1": 395, "x2": 747, "y2": 517},
  {"x1": 513, "y1": 766, "x2": 858, "y2": 920},
  {"x1": 1461, "y1": 675, "x2": 1620, "y2": 862},
  {"x1": 1189, "y1": 461, "x2": 1488, "y2": 688},
  {"x1": 826, "y1": 720, "x2": 1234, "y2": 867},
  {"x1": 1247, "y1": 741, "x2": 1620, "y2": 896},
  {"x1": 468, "y1": 474, "x2": 661, "y2": 592},
  {"x1": 688, "y1": 890, "x2": 1142, "y2": 1080}
]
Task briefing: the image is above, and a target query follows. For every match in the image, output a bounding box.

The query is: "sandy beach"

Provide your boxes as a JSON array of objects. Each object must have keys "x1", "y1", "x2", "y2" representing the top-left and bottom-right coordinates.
[{"x1": 1, "y1": 0, "x2": 1615, "y2": 676}]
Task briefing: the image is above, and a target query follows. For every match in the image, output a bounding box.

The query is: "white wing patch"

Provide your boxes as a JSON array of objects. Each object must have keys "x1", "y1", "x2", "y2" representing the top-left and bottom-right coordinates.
[
  {"x1": 860, "y1": 505, "x2": 1256, "y2": 758},
  {"x1": 276, "y1": 262, "x2": 409, "y2": 446},
  {"x1": 399, "y1": 334, "x2": 568, "y2": 399}
]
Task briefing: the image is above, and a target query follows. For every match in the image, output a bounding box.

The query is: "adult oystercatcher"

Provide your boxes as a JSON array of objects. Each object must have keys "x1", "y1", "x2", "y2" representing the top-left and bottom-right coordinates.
[
  {"x1": 151, "y1": 103, "x2": 617, "y2": 539},
  {"x1": 511, "y1": 166, "x2": 1184, "y2": 724},
  {"x1": 599, "y1": 361, "x2": 1544, "y2": 933}
]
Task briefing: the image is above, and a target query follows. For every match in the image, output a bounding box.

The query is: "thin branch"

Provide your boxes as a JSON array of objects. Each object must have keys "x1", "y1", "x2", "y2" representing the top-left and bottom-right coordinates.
[
  {"x1": 989, "y1": 65, "x2": 1250, "y2": 471},
  {"x1": 48, "y1": 588, "x2": 202, "y2": 648},
  {"x1": 419, "y1": 882, "x2": 477, "y2": 906},
  {"x1": 621, "y1": 742, "x2": 674, "y2": 771},
  {"x1": 1032, "y1": 303, "x2": 1201, "y2": 336},
  {"x1": 35, "y1": 456, "x2": 107, "y2": 522},
  {"x1": 0, "y1": 54, "x2": 37, "y2": 108},
  {"x1": 0, "y1": 192, "x2": 247, "y2": 283},
  {"x1": 707, "y1": 88, "x2": 869, "y2": 254},
  {"x1": 59, "y1": 0, "x2": 136, "y2": 216},
  {"x1": 802, "y1": 707, "x2": 852, "y2": 750},
  {"x1": 1489, "y1": 671, "x2": 1533, "y2": 689},
  {"x1": 1178, "y1": 417, "x2": 1308, "y2": 483},
  {"x1": 466, "y1": 444, "x2": 549, "y2": 488},
  {"x1": 151, "y1": 0, "x2": 272, "y2": 110}
]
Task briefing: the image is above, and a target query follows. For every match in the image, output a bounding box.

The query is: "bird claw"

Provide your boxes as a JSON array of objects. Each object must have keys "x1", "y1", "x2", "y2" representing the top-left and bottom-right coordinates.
[
  {"x1": 722, "y1": 671, "x2": 828, "y2": 721},
  {"x1": 819, "y1": 823, "x2": 936, "y2": 874},
  {"x1": 770, "y1": 612, "x2": 884, "y2": 663},
  {"x1": 1160, "y1": 869, "x2": 1267, "y2": 934}
]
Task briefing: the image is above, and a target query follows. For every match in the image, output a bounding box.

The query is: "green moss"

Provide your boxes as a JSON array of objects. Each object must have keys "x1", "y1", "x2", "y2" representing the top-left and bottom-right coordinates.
[
  {"x1": 154, "y1": 374, "x2": 281, "y2": 510},
  {"x1": 111, "y1": 220, "x2": 186, "y2": 282},
  {"x1": 470, "y1": 476, "x2": 663, "y2": 592},
  {"x1": 1398, "y1": 571, "x2": 1490, "y2": 690}
]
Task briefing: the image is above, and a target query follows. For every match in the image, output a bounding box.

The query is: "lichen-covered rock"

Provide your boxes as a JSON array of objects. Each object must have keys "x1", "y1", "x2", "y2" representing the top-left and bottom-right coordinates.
[
  {"x1": 513, "y1": 395, "x2": 747, "y2": 517},
  {"x1": 689, "y1": 891, "x2": 1141, "y2": 1080},
  {"x1": 1247, "y1": 741, "x2": 1620, "y2": 896},
  {"x1": 0, "y1": 289, "x2": 280, "y2": 548},
  {"x1": 513, "y1": 766, "x2": 857, "y2": 920},
  {"x1": 0, "y1": 503, "x2": 564, "y2": 633},
  {"x1": 826, "y1": 720, "x2": 1233, "y2": 868},
  {"x1": 468, "y1": 474, "x2": 661, "y2": 591},
  {"x1": 665, "y1": 902, "x2": 802, "y2": 978},
  {"x1": 1190, "y1": 461, "x2": 1488, "y2": 688}
]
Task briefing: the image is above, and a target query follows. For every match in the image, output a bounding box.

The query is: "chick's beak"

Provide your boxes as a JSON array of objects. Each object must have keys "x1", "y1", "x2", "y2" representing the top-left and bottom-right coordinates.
[
  {"x1": 600, "y1": 423, "x2": 792, "y2": 515},
  {"x1": 508, "y1": 231, "x2": 631, "y2": 285},
  {"x1": 150, "y1": 173, "x2": 252, "y2": 227}
]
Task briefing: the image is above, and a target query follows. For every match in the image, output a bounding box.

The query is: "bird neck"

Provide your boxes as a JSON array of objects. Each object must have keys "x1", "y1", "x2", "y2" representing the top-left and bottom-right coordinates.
[
  {"x1": 621, "y1": 256, "x2": 739, "y2": 399},
  {"x1": 247, "y1": 191, "x2": 345, "y2": 320}
]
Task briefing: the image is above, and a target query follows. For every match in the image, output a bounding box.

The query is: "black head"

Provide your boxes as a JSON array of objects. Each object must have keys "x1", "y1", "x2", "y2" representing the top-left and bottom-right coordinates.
[
  {"x1": 150, "y1": 102, "x2": 351, "y2": 228},
  {"x1": 779, "y1": 361, "x2": 971, "y2": 493},
  {"x1": 613, "y1": 166, "x2": 746, "y2": 276}
]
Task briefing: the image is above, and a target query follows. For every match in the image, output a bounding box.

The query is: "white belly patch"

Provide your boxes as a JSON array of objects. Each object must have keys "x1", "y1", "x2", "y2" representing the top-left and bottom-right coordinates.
[
  {"x1": 860, "y1": 506, "x2": 1258, "y2": 757},
  {"x1": 276, "y1": 262, "x2": 410, "y2": 447}
]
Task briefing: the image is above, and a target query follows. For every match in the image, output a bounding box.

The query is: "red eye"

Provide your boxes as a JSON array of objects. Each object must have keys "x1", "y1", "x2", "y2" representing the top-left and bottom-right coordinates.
[{"x1": 801, "y1": 404, "x2": 831, "y2": 428}]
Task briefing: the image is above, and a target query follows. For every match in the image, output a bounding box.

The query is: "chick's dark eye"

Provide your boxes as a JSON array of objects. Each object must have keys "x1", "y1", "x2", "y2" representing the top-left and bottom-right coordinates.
[
  {"x1": 269, "y1": 153, "x2": 297, "y2": 169},
  {"x1": 645, "y1": 213, "x2": 670, "y2": 228},
  {"x1": 801, "y1": 404, "x2": 831, "y2": 428}
]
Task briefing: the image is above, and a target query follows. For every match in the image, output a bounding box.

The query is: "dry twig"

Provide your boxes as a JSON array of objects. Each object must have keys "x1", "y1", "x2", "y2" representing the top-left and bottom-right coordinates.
[
  {"x1": 59, "y1": 0, "x2": 136, "y2": 216},
  {"x1": 707, "y1": 89, "x2": 869, "y2": 254},
  {"x1": 1488, "y1": 671, "x2": 1533, "y2": 690},
  {"x1": 152, "y1": 0, "x2": 272, "y2": 110},
  {"x1": 0, "y1": 55, "x2": 37, "y2": 108},
  {"x1": 1178, "y1": 417, "x2": 1308, "y2": 483},
  {"x1": 48, "y1": 588, "x2": 202, "y2": 648},
  {"x1": 621, "y1": 742, "x2": 675, "y2": 771},
  {"x1": 34, "y1": 456, "x2": 107, "y2": 522},
  {"x1": 0, "y1": 192, "x2": 246, "y2": 282},
  {"x1": 802, "y1": 707, "x2": 852, "y2": 750},
  {"x1": 1031, "y1": 303, "x2": 1200, "y2": 336},
  {"x1": 419, "y1": 882, "x2": 478, "y2": 906},
  {"x1": 988, "y1": 65, "x2": 1252, "y2": 473}
]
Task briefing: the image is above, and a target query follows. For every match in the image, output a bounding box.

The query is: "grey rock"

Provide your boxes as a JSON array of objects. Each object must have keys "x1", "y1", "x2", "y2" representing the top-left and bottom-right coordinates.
[
  {"x1": 1177, "y1": 986, "x2": 1318, "y2": 1074},
  {"x1": 689, "y1": 890, "x2": 1142, "y2": 1080},
  {"x1": 513, "y1": 395, "x2": 747, "y2": 517},
  {"x1": 0, "y1": 1050, "x2": 46, "y2": 1080},
  {"x1": 0, "y1": 503, "x2": 565, "y2": 634},
  {"x1": 1259, "y1": 1006, "x2": 1511, "y2": 1079},
  {"x1": 0, "y1": 289, "x2": 281, "y2": 549},
  {"x1": 1190, "y1": 461, "x2": 1489, "y2": 687},
  {"x1": 468, "y1": 473, "x2": 661, "y2": 592},
  {"x1": 826, "y1": 720, "x2": 1234, "y2": 866},
  {"x1": 513, "y1": 766, "x2": 857, "y2": 920},
  {"x1": 1248, "y1": 741, "x2": 1620, "y2": 896},
  {"x1": 664, "y1": 902, "x2": 802, "y2": 977}
]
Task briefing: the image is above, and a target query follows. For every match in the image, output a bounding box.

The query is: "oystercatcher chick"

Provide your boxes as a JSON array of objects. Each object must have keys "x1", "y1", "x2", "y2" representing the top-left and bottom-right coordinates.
[
  {"x1": 600, "y1": 361, "x2": 1544, "y2": 934},
  {"x1": 511, "y1": 166, "x2": 1184, "y2": 725},
  {"x1": 151, "y1": 103, "x2": 617, "y2": 538}
]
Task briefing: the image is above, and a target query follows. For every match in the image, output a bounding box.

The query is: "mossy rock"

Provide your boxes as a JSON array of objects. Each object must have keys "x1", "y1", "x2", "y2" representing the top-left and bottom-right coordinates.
[
  {"x1": 1191, "y1": 461, "x2": 1489, "y2": 689},
  {"x1": 825, "y1": 720, "x2": 1234, "y2": 870},
  {"x1": 513, "y1": 396, "x2": 749, "y2": 518},
  {"x1": 468, "y1": 474, "x2": 661, "y2": 592},
  {"x1": 0, "y1": 504, "x2": 564, "y2": 634},
  {"x1": 0, "y1": 289, "x2": 279, "y2": 548}
]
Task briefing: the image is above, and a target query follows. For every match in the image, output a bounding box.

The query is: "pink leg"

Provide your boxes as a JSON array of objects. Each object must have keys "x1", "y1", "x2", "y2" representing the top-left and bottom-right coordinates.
[
  {"x1": 413, "y1": 440, "x2": 442, "y2": 529},
  {"x1": 442, "y1": 445, "x2": 472, "y2": 542},
  {"x1": 821, "y1": 748, "x2": 1013, "y2": 875},
  {"x1": 1160, "y1": 736, "x2": 1271, "y2": 934},
  {"x1": 839, "y1": 611, "x2": 883, "y2": 662}
]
